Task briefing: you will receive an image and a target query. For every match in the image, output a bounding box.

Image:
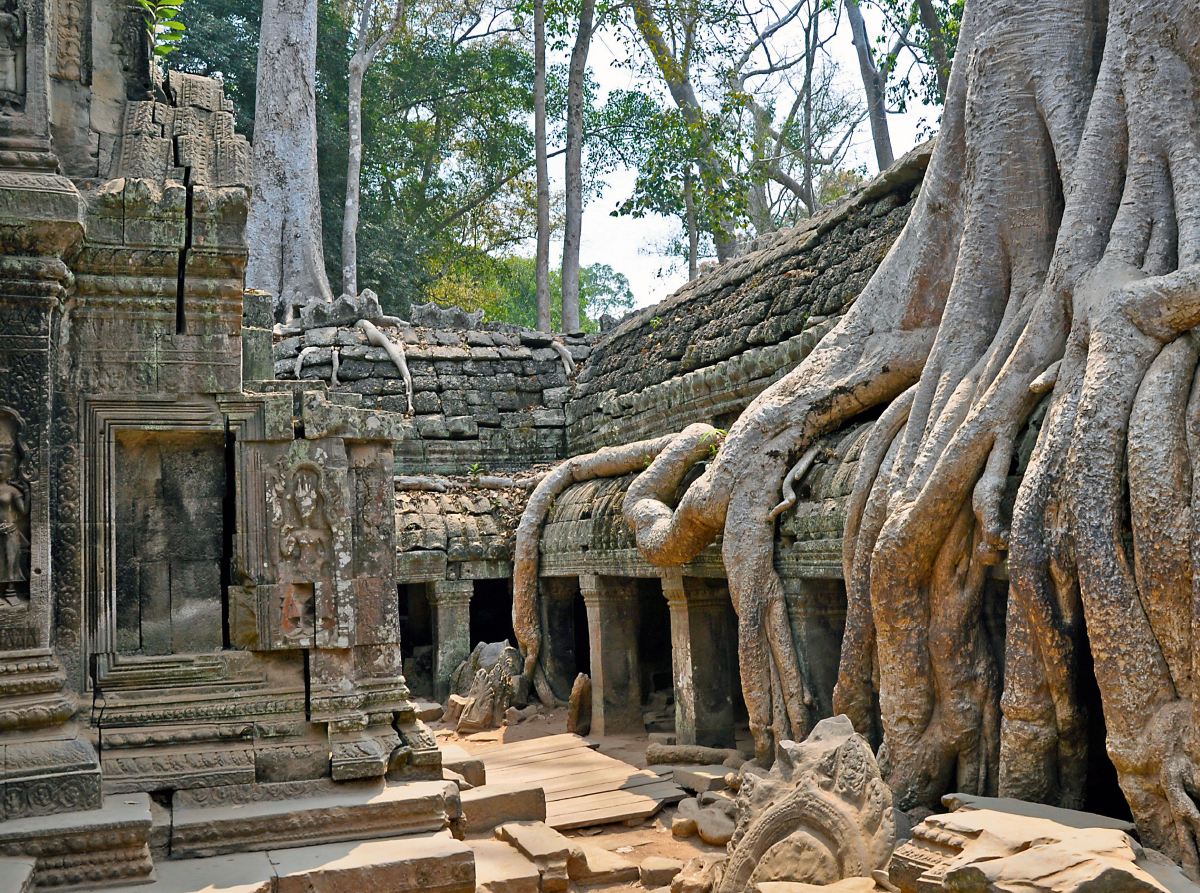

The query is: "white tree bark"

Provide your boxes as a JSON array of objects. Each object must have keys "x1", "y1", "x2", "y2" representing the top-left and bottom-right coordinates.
[
  {"x1": 341, "y1": 0, "x2": 404, "y2": 300},
  {"x1": 560, "y1": 0, "x2": 596, "y2": 334},
  {"x1": 534, "y1": 0, "x2": 552, "y2": 333},
  {"x1": 246, "y1": 0, "x2": 334, "y2": 320},
  {"x1": 844, "y1": 0, "x2": 894, "y2": 171}
]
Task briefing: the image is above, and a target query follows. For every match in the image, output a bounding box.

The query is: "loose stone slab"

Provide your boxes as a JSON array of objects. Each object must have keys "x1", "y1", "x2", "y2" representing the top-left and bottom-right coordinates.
[
  {"x1": 672, "y1": 765, "x2": 731, "y2": 794},
  {"x1": 495, "y1": 821, "x2": 572, "y2": 864},
  {"x1": 640, "y1": 857, "x2": 684, "y2": 887},
  {"x1": 568, "y1": 843, "x2": 640, "y2": 884},
  {"x1": 460, "y1": 782, "x2": 547, "y2": 834},
  {"x1": 171, "y1": 778, "x2": 459, "y2": 857},
  {"x1": 442, "y1": 742, "x2": 487, "y2": 787},
  {"x1": 271, "y1": 830, "x2": 474, "y2": 893},
  {"x1": 471, "y1": 838, "x2": 541, "y2": 893}
]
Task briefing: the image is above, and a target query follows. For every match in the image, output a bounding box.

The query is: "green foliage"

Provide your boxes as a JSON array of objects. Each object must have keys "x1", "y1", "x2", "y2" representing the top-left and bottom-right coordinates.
[
  {"x1": 435, "y1": 256, "x2": 635, "y2": 332},
  {"x1": 135, "y1": 0, "x2": 186, "y2": 58},
  {"x1": 170, "y1": 0, "x2": 259, "y2": 134},
  {"x1": 867, "y1": 0, "x2": 964, "y2": 113}
]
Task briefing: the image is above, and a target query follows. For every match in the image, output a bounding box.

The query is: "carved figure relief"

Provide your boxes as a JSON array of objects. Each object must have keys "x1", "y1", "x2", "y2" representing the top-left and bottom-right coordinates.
[
  {"x1": 272, "y1": 463, "x2": 333, "y2": 644},
  {"x1": 0, "y1": 409, "x2": 30, "y2": 606},
  {"x1": 0, "y1": 0, "x2": 24, "y2": 114}
]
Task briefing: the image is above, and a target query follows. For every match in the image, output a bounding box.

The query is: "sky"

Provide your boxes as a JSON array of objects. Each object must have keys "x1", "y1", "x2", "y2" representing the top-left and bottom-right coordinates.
[{"x1": 534, "y1": 5, "x2": 942, "y2": 311}]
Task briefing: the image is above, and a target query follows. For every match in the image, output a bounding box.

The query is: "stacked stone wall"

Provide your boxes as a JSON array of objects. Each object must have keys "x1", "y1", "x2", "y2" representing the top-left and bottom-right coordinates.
[
  {"x1": 273, "y1": 326, "x2": 597, "y2": 474},
  {"x1": 566, "y1": 144, "x2": 930, "y2": 454}
]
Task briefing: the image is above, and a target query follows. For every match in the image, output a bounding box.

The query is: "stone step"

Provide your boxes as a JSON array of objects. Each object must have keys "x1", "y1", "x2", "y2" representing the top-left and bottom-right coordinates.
[
  {"x1": 470, "y1": 839, "x2": 540, "y2": 893},
  {"x1": 0, "y1": 857, "x2": 35, "y2": 893},
  {"x1": 441, "y1": 742, "x2": 486, "y2": 787},
  {"x1": 170, "y1": 778, "x2": 460, "y2": 858},
  {"x1": 568, "y1": 842, "x2": 640, "y2": 885},
  {"x1": 105, "y1": 829, "x2": 475, "y2": 893},
  {"x1": 0, "y1": 794, "x2": 153, "y2": 890}
]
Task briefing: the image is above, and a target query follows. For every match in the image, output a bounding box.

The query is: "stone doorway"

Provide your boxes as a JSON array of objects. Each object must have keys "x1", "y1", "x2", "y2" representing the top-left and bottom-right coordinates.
[{"x1": 470, "y1": 577, "x2": 516, "y2": 648}]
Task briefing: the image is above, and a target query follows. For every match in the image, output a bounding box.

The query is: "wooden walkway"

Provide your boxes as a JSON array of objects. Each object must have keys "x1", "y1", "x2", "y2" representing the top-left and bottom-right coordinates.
[{"x1": 477, "y1": 733, "x2": 687, "y2": 830}]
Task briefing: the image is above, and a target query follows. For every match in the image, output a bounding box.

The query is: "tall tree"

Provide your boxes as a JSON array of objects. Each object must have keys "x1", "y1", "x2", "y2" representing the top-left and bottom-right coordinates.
[
  {"x1": 245, "y1": 0, "x2": 334, "y2": 320},
  {"x1": 844, "y1": 0, "x2": 895, "y2": 169},
  {"x1": 341, "y1": 0, "x2": 405, "y2": 299},
  {"x1": 533, "y1": 0, "x2": 552, "y2": 332},
  {"x1": 559, "y1": 0, "x2": 597, "y2": 333}
]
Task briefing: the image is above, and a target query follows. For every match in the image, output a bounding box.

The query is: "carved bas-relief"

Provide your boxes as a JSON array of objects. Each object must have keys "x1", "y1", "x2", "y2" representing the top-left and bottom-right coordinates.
[
  {"x1": 714, "y1": 716, "x2": 896, "y2": 893},
  {"x1": 0, "y1": 409, "x2": 29, "y2": 606},
  {"x1": 273, "y1": 462, "x2": 334, "y2": 645},
  {"x1": 0, "y1": 0, "x2": 25, "y2": 115}
]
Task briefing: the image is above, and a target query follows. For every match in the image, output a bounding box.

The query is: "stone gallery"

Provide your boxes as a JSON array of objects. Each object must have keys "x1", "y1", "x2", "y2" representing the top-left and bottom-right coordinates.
[{"x1": 2, "y1": 0, "x2": 1200, "y2": 892}]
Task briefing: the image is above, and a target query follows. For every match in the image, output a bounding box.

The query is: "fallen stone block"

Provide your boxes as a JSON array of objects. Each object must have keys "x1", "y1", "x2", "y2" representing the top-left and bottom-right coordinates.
[
  {"x1": 568, "y1": 842, "x2": 640, "y2": 884},
  {"x1": 443, "y1": 694, "x2": 471, "y2": 725},
  {"x1": 496, "y1": 822, "x2": 573, "y2": 893},
  {"x1": 441, "y1": 742, "x2": 486, "y2": 787},
  {"x1": 641, "y1": 857, "x2": 685, "y2": 888},
  {"x1": 673, "y1": 765, "x2": 732, "y2": 794},
  {"x1": 672, "y1": 816, "x2": 698, "y2": 838},
  {"x1": 272, "y1": 829, "x2": 475, "y2": 893},
  {"x1": 414, "y1": 699, "x2": 445, "y2": 722},
  {"x1": 647, "y1": 743, "x2": 744, "y2": 766},
  {"x1": 460, "y1": 783, "x2": 547, "y2": 834},
  {"x1": 471, "y1": 839, "x2": 541, "y2": 893}
]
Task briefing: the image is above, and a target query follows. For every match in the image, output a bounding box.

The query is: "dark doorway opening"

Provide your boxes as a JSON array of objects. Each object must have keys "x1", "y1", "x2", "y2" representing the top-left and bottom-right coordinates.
[
  {"x1": 573, "y1": 590, "x2": 590, "y2": 678},
  {"x1": 637, "y1": 578, "x2": 672, "y2": 711},
  {"x1": 1078, "y1": 615, "x2": 1133, "y2": 821},
  {"x1": 398, "y1": 583, "x2": 433, "y2": 698},
  {"x1": 471, "y1": 578, "x2": 516, "y2": 648}
]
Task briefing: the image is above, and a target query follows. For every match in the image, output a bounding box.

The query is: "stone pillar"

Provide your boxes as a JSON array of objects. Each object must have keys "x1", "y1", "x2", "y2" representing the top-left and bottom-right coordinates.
[
  {"x1": 539, "y1": 576, "x2": 580, "y2": 702},
  {"x1": 430, "y1": 579, "x2": 473, "y2": 703},
  {"x1": 661, "y1": 572, "x2": 737, "y2": 748},
  {"x1": 579, "y1": 575, "x2": 641, "y2": 736},
  {"x1": 781, "y1": 577, "x2": 847, "y2": 721}
]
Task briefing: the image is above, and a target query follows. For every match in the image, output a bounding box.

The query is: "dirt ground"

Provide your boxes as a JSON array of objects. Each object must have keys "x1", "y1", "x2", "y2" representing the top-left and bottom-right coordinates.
[{"x1": 429, "y1": 707, "x2": 738, "y2": 889}]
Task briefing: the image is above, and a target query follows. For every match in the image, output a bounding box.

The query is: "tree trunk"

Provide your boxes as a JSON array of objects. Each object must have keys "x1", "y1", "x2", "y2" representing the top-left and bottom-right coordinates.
[
  {"x1": 915, "y1": 0, "x2": 951, "y2": 101},
  {"x1": 561, "y1": 0, "x2": 595, "y2": 334},
  {"x1": 341, "y1": 56, "x2": 366, "y2": 299},
  {"x1": 685, "y1": 171, "x2": 698, "y2": 280},
  {"x1": 246, "y1": 0, "x2": 333, "y2": 321},
  {"x1": 844, "y1": 0, "x2": 894, "y2": 171},
  {"x1": 534, "y1": 0, "x2": 552, "y2": 333}
]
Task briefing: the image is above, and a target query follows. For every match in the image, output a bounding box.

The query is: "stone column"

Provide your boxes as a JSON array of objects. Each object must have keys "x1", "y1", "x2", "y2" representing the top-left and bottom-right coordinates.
[
  {"x1": 430, "y1": 579, "x2": 473, "y2": 703},
  {"x1": 781, "y1": 576, "x2": 846, "y2": 720},
  {"x1": 538, "y1": 576, "x2": 579, "y2": 702},
  {"x1": 661, "y1": 572, "x2": 737, "y2": 748},
  {"x1": 579, "y1": 575, "x2": 641, "y2": 735}
]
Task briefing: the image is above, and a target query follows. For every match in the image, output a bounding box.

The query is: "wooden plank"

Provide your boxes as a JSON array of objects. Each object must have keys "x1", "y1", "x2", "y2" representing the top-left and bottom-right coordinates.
[
  {"x1": 550, "y1": 788, "x2": 665, "y2": 812},
  {"x1": 489, "y1": 757, "x2": 640, "y2": 786},
  {"x1": 532, "y1": 766, "x2": 658, "y2": 792},
  {"x1": 477, "y1": 734, "x2": 595, "y2": 760},
  {"x1": 548, "y1": 780, "x2": 684, "y2": 804},
  {"x1": 483, "y1": 747, "x2": 600, "y2": 772},
  {"x1": 548, "y1": 799, "x2": 664, "y2": 830},
  {"x1": 540, "y1": 773, "x2": 664, "y2": 801}
]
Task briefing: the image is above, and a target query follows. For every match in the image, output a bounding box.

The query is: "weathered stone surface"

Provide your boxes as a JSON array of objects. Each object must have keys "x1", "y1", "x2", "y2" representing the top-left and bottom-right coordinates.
[
  {"x1": 567, "y1": 842, "x2": 639, "y2": 884},
  {"x1": 460, "y1": 783, "x2": 547, "y2": 834},
  {"x1": 496, "y1": 822, "x2": 572, "y2": 893},
  {"x1": 170, "y1": 779, "x2": 459, "y2": 857},
  {"x1": 892, "y1": 802, "x2": 1192, "y2": 893},
  {"x1": 755, "y1": 878, "x2": 878, "y2": 893},
  {"x1": 673, "y1": 765, "x2": 732, "y2": 794},
  {"x1": 716, "y1": 717, "x2": 895, "y2": 893},
  {"x1": 472, "y1": 838, "x2": 541, "y2": 893},
  {"x1": 453, "y1": 642, "x2": 524, "y2": 733},
  {"x1": 0, "y1": 792, "x2": 153, "y2": 890},
  {"x1": 440, "y1": 742, "x2": 486, "y2": 788},
  {"x1": 272, "y1": 831, "x2": 474, "y2": 893},
  {"x1": 107, "y1": 852, "x2": 277, "y2": 893},
  {"x1": 641, "y1": 857, "x2": 685, "y2": 887},
  {"x1": 567, "y1": 672, "x2": 592, "y2": 736},
  {"x1": 0, "y1": 857, "x2": 35, "y2": 893}
]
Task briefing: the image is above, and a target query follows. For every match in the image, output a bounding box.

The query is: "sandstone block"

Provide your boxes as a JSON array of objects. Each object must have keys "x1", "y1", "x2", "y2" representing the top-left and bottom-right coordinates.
[
  {"x1": 672, "y1": 765, "x2": 731, "y2": 793},
  {"x1": 472, "y1": 839, "x2": 541, "y2": 893},
  {"x1": 495, "y1": 821, "x2": 572, "y2": 863},
  {"x1": 460, "y1": 783, "x2": 547, "y2": 834},
  {"x1": 568, "y1": 843, "x2": 640, "y2": 884},
  {"x1": 105, "y1": 852, "x2": 276, "y2": 893},
  {"x1": 672, "y1": 816, "x2": 698, "y2": 838},
  {"x1": 440, "y1": 742, "x2": 486, "y2": 787},
  {"x1": 641, "y1": 857, "x2": 685, "y2": 887},
  {"x1": 273, "y1": 830, "x2": 474, "y2": 893},
  {"x1": 0, "y1": 857, "x2": 34, "y2": 893}
]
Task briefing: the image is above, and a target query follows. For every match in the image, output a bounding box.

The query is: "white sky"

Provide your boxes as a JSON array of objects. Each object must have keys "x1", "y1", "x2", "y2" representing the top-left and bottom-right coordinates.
[{"x1": 533, "y1": 5, "x2": 941, "y2": 310}]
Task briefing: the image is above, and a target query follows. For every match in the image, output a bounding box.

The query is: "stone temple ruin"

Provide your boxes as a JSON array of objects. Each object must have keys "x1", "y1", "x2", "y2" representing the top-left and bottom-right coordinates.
[{"x1": 2, "y1": 2, "x2": 1200, "y2": 893}]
